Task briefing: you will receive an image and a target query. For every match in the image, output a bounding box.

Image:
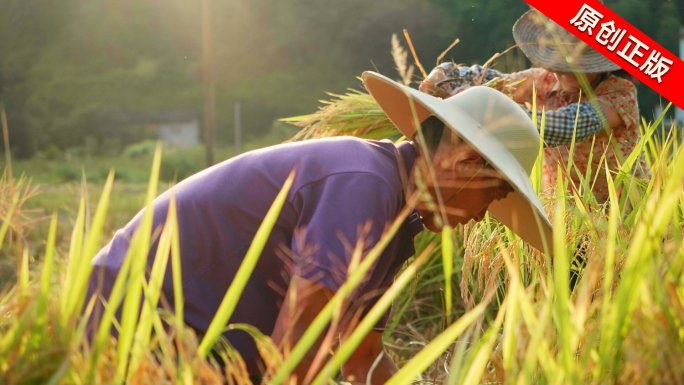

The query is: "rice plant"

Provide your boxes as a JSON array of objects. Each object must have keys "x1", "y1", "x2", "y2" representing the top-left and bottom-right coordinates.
[
  {"x1": 279, "y1": 65, "x2": 684, "y2": 383},
  {"x1": 1, "y1": 36, "x2": 683, "y2": 385}
]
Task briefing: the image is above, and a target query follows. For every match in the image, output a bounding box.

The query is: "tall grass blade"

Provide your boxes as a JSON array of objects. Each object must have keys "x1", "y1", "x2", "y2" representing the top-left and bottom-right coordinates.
[
  {"x1": 37, "y1": 212, "x2": 58, "y2": 326},
  {"x1": 271, "y1": 201, "x2": 416, "y2": 385},
  {"x1": 442, "y1": 227, "x2": 454, "y2": 325},
  {"x1": 384, "y1": 301, "x2": 489, "y2": 385},
  {"x1": 0, "y1": 193, "x2": 18, "y2": 255},
  {"x1": 552, "y1": 168, "x2": 573, "y2": 377},
  {"x1": 128, "y1": 191, "x2": 178, "y2": 374},
  {"x1": 60, "y1": 198, "x2": 85, "y2": 325},
  {"x1": 117, "y1": 144, "x2": 162, "y2": 381},
  {"x1": 500, "y1": 245, "x2": 519, "y2": 375},
  {"x1": 19, "y1": 248, "x2": 29, "y2": 295},
  {"x1": 198, "y1": 169, "x2": 297, "y2": 359},
  {"x1": 64, "y1": 171, "x2": 115, "y2": 321},
  {"x1": 447, "y1": 324, "x2": 477, "y2": 385},
  {"x1": 90, "y1": 230, "x2": 138, "y2": 380},
  {"x1": 530, "y1": 83, "x2": 543, "y2": 194},
  {"x1": 312, "y1": 245, "x2": 433, "y2": 385},
  {"x1": 461, "y1": 303, "x2": 506, "y2": 385},
  {"x1": 1, "y1": 104, "x2": 12, "y2": 182},
  {"x1": 593, "y1": 162, "x2": 620, "y2": 382},
  {"x1": 516, "y1": 303, "x2": 551, "y2": 385},
  {"x1": 566, "y1": 91, "x2": 582, "y2": 170},
  {"x1": 169, "y1": 195, "x2": 184, "y2": 326},
  {"x1": 600, "y1": 140, "x2": 684, "y2": 375},
  {"x1": 614, "y1": 104, "x2": 670, "y2": 188}
]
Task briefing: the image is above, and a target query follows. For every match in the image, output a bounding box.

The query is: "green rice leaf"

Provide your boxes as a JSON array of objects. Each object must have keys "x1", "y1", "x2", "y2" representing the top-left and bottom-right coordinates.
[
  {"x1": 461, "y1": 303, "x2": 506, "y2": 385},
  {"x1": 271, "y1": 200, "x2": 416, "y2": 385},
  {"x1": 384, "y1": 300, "x2": 489, "y2": 385},
  {"x1": 0, "y1": 192, "x2": 17, "y2": 255},
  {"x1": 442, "y1": 227, "x2": 454, "y2": 325},
  {"x1": 198, "y1": 169, "x2": 297, "y2": 359},
  {"x1": 64, "y1": 170, "x2": 115, "y2": 322},
  {"x1": 553, "y1": 168, "x2": 573, "y2": 376},
  {"x1": 128, "y1": 187, "x2": 178, "y2": 374},
  {"x1": 311, "y1": 245, "x2": 433, "y2": 385},
  {"x1": 60, "y1": 198, "x2": 85, "y2": 326},
  {"x1": 117, "y1": 143, "x2": 162, "y2": 382},
  {"x1": 169, "y1": 194, "x2": 184, "y2": 325},
  {"x1": 37, "y1": 212, "x2": 58, "y2": 327},
  {"x1": 19, "y1": 248, "x2": 29, "y2": 295}
]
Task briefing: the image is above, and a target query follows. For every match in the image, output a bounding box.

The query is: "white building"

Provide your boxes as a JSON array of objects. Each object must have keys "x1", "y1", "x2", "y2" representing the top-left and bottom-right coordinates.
[
  {"x1": 158, "y1": 120, "x2": 200, "y2": 148},
  {"x1": 112, "y1": 110, "x2": 200, "y2": 148}
]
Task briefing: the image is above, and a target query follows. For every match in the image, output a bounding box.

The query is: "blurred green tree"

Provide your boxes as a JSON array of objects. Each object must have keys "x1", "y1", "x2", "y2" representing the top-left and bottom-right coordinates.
[{"x1": 0, "y1": 0, "x2": 680, "y2": 158}]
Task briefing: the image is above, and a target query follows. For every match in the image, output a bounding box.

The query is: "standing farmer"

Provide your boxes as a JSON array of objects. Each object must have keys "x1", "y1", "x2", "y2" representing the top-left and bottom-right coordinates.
[
  {"x1": 421, "y1": 9, "x2": 647, "y2": 203},
  {"x1": 89, "y1": 72, "x2": 552, "y2": 383}
]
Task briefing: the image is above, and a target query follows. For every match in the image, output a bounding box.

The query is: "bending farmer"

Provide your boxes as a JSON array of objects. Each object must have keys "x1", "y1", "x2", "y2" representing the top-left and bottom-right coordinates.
[{"x1": 88, "y1": 72, "x2": 552, "y2": 384}]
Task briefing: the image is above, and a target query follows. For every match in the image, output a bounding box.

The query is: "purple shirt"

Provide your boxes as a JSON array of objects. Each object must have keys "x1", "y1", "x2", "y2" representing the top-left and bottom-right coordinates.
[{"x1": 89, "y1": 137, "x2": 423, "y2": 366}]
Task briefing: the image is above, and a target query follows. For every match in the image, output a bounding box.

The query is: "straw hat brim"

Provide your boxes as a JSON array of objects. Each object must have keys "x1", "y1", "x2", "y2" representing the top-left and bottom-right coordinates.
[
  {"x1": 513, "y1": 9, "x2": 621, "y2": 74},
  {"x1": 362, "y1": 71, "x2": 553, "y2": 252}
]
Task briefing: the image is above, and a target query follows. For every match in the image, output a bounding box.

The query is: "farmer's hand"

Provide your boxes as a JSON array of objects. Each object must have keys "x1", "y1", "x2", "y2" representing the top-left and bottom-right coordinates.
[
  {"x1": 271, "y1": 276, "x2": 397, "y2": 384},
  {"x1": 419, "y1": 65, "x2": 448, "y2": 96},
  {"x1": 271, "y1": 276, "x2": 338, "y2": 384},
  {"x1": 341, "y1": 330, "x2": 398, "y2": 384},
  {"x1": 419, "y1": 62, "x2": 472, "y2": 99}
]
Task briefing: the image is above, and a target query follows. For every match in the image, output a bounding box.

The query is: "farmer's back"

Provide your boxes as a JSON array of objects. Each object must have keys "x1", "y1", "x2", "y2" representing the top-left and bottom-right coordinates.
[{"x1": 89, "y1": 136, "x2": 421, "y2": 366}]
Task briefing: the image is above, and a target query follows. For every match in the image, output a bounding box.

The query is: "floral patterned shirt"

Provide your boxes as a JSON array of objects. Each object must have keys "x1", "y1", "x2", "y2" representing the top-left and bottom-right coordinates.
[
  {"x1": 420, "y1": 63, "x2": 646, "y2": 203},
  {"x1": 509, "y1": 68, "x2": 646, "y2": 203}
]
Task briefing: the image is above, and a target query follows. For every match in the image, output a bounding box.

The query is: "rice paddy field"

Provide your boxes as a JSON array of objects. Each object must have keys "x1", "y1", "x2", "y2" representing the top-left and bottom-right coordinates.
[{"x1": 1, "y1": 43, "x2": 684, "y2": 384}]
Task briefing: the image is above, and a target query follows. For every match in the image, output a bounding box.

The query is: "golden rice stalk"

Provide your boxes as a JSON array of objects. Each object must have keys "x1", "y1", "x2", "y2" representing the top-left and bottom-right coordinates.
[
  {"x1": 391, "y1": 33, "x2": 415, "y2": 86},
  {"x1": 282, "y1": 88, "x2": 399, "y2": 141}
]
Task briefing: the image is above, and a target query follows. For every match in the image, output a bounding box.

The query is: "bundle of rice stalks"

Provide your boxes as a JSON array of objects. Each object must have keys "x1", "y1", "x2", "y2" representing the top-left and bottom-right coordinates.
[
  {"x1": 281, "y1": 88, "x2": 399, "y2": 141},
  {"x1": 280, "y1": 32, "x2": 684, "y2": 384},
  {"x1": 281, "y1": 76, "x2": 521, "y2": 143},
  {"x1": 282, "y1": 33, "x2": 521, "y2": 142}
]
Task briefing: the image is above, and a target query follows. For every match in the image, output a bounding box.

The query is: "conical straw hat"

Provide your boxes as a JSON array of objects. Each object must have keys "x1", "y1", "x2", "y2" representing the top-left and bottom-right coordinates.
[
  {"x1": 362, "y1": 71, "x2": 553, "y2": 252},
  {"x1": 513, "y1": 9, "x2": 620, "y2": 74}
]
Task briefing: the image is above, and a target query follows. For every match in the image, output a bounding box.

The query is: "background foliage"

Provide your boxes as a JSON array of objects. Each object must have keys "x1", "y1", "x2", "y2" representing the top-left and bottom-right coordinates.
[
  {"x1": 1, "y1": 1, "x2": 684, "y2": 382},
  {"x1": 0, "y1": 0, "x2": 681, "y2": 158}
]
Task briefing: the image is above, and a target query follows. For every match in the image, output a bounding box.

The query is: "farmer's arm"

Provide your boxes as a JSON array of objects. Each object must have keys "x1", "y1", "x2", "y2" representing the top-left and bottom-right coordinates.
[
  {"x1": 506, "y1": 68, "x2": 550, "y2": 103},
  {"x1": 530, "y1": 100, "x2": 623, "y2": 147},
  {"x1": 341, "y1": 330, "x2": 398, "y2": 384},
  {"x1": 271, "y1": 277, "x2": 397, "y2": 384},
  {"x1": 278, "y1": 172, "x2": 402, "y2": 383},
  {"x1": 271, "y1": 276, "x2": 336, "y2": 383}
]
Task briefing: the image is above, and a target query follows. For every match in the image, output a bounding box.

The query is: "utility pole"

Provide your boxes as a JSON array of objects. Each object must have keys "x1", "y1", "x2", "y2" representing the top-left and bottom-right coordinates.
[
  {"x1": 234, "y1": 102, "x2": 242, "y2": 154},
  {"x1": 202, "y1": 0, "x2": 215, "y2": 167},
  {"x1": 676, "y1": 27, "x2": 684, "y2": 124}
]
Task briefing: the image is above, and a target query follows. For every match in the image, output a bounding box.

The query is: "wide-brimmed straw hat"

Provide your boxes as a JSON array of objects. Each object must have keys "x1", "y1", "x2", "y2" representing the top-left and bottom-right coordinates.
[
  {"x1": 512, "y1": 9, "x2": 620, "y2": 74},
  {"x1": 362, "y1": 71, "x2": 553, "y2": 252}
]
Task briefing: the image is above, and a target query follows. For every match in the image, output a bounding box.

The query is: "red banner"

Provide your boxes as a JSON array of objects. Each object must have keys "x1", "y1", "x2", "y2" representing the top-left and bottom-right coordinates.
[{"x1": 523, "y1": 0, "x2": 684, "y2": 110}]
